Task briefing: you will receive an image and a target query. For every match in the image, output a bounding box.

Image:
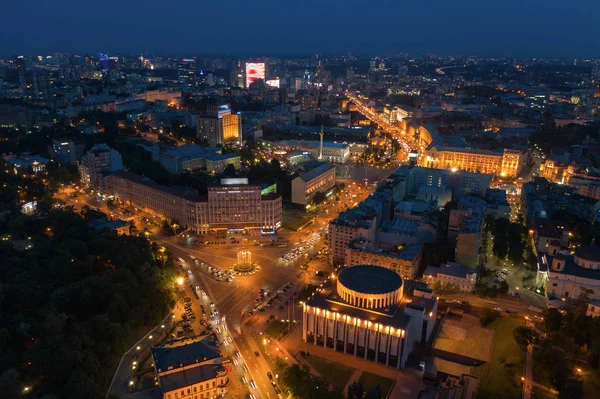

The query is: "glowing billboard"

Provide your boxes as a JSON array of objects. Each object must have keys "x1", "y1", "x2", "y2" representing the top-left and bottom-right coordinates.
[{"x1": 246, "y1": 62, "x2": 265, "y2": 88}]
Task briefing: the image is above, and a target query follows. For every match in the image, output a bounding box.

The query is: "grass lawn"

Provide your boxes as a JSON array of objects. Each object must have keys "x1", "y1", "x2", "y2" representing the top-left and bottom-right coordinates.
[
  {"x1": 304, "y1": 355, "x2": 355, "y2": 394},
  {"x1": 472, "y1": 317, "x2": 525, "y2": 399},
  {"x1": 296, "y1": 284, "x2": 318, "y2": 303},
  {"x1": 282, "y1": 210, "x2": 316, "y2": 231},
  {"x1": 265, "y1": 320, "x2": 290, "y2": 338},
  {"x1": 358, "y1": 371, "x2": 394, "y2": 398}
]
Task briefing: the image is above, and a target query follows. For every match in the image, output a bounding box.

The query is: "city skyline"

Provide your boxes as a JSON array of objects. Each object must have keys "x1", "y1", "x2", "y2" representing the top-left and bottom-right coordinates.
[{"x1": 1, "y1": 0, "x2": 599, "y2": 57}]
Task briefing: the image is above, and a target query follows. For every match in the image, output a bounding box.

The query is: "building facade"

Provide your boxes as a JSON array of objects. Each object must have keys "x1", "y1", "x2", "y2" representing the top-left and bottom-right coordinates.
[
  {"x1": 78, "y1": 144, "x2": 123, "y2": 192},
  {"x1": 291, "y1": 162, "x2": 336, "y2": 206},
  {"x1": 152, "y1": 335, "x2": 228, "y2": 399},
  {"x1": 105, "y1": 173, "x2": 282, "y2": 234},
  {"x1": 52, "y1": 139, "x2": 76, "y2": 165},
  {"x1": 196, "y1": 104, "x2": 241, "y2": 147},
  {"x1": 424, "y1": 262, "x2": 478, "y2": 292},
  {"x1": 344, "y1": 240, "x2": 423, "y2": 280},
  {"x1": 303, "y1": 266, "x2": 438, "y2": 370},
  {"x1": 421, "y1": 147, "x2": 526, "y2": 178}
]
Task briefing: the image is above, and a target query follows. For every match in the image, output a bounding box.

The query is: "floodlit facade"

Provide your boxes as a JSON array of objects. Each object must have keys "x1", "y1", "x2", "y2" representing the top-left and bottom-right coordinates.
[
  {"x1": 291, "y1": 161, "x2": 336, "y2": 206},
  {"x1": 303, "y1": 265, "x2": 438, "y2": 369},
  {"x1": 196, "y1": 104, "x2": 242, "y2": 147},
  {"x1": 421, "y1": 147, "x2": 525, "y2": 178},
  {"x1": 105, "y1": 173, "x2": 282, "y2": 234}
]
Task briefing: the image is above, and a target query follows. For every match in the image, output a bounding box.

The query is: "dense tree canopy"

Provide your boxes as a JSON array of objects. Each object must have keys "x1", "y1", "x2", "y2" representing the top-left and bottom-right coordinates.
[{"x1": 0, "y1": 210, "x2": 177, "y2": 398}]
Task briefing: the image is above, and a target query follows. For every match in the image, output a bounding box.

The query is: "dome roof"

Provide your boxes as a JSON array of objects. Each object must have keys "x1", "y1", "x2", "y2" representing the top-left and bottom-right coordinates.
[
  {"x1": 575, "y1": 245, "x2": 600, "y2": 262},
  {"x1": 338, "y1": 265, "x2": 402, "y2": 294}
]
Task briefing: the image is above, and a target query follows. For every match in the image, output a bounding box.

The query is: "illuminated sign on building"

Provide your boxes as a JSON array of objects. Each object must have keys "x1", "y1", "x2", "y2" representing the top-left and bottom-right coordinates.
[
  {"x1": 245, "y1": 62, "x2": 265, "y2": 88},
  {"x1": 266, "y1": 79, "x2": 280, "y2": 88}
]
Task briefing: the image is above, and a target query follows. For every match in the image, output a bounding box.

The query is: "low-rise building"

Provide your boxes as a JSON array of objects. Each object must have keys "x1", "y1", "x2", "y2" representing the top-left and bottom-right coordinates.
[
  {"x1": 152, "y1": 335, "x2": 228, "y2": 399},
  {"x1": 79, "y1": 144, "x2": 123, "y2": 192},
  {"x1": 424, "y1": 262, "x2": 478, "y2": 292},
  {"x1": 538, "y1": 246, "x2": 600, "y2": 302},
  {"x1": 159, "y1": 144, "x2": 241, "y2": 174},
  {"x1": 5, "y1": 155, "x2": 50, "y2": 174},
  {"x1": 345, "y1": 239, "x2": 423, "y2": 280},
  {"x1": 291, "y1": 161, "x2": 336, "y2": 206}
]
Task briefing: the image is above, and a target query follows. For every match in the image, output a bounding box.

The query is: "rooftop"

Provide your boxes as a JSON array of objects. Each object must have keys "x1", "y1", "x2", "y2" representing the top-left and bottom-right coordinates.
[
  {"x1": 299, "y1": 162, "x2": 335, "y2": 183},
  {"x1": 424, "y1": 262, "x2": 477, "y2": 279},
  {"x1": 152, "y1": 335, "x2": 221, "y2": 372},
  {"x1": 338, "y1": 265, "x2": 403, "y2": 294},
  {"x1": 160, "y1": 364, "x2": 226, "y2": 393}
]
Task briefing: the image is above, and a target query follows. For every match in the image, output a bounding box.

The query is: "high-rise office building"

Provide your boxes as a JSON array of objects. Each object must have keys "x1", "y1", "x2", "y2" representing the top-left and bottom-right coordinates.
[
  {"x1": 196, "y1": 104, "x2": 242, "y2": 146},
  {"x1": 52, "y1": 139, "x2": 77, "y2": 165},
  {"x1": 178, "y1": 58, "x2": 197, "y2": 89}
]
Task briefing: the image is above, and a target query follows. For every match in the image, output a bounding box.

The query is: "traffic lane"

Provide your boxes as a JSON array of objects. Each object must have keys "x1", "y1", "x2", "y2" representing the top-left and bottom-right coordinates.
[
  {"x1": 236, "y1": 333, "x2": 277, "y2": 398},
  {"x1": 440, "y1": 293, "x2": 530, "y2": 315}
]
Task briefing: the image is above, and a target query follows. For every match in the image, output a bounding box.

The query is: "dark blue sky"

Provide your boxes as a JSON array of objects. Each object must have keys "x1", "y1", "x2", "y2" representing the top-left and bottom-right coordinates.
[{"x1": 2, "y1": 0, "x2": 598, "y2": 57}]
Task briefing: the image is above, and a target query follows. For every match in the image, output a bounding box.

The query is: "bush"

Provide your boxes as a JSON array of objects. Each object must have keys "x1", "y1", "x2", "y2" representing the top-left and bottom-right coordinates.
[{"x1": 480, "y1": 308, "x2": 501, "y2": 326}]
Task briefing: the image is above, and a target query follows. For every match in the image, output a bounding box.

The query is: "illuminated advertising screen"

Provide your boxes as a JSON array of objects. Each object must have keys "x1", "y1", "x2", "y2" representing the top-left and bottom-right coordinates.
[{"x1": 246, "y1": 62, "x2": 265, "y2": 88}]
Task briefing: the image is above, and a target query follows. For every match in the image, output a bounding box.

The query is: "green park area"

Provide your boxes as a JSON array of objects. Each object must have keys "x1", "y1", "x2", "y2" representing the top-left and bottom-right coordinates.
[
  {"x1": 472, "y1": 317, "x2": 525, "y2": 399},
  {"x1": 304, "y1": 355, "x2": 356, "y2": 394},
  {"x1": 265, "y1": 320, "x2": 290, "y2": 338},
  {"x1": 282, "y1": 209, "x2": 316, "y2": 231}
]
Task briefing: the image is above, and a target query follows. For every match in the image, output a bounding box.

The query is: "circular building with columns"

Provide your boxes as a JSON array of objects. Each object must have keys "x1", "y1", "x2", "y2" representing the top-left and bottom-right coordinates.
[
  {"x1": 302, "y1": 264, "x2": 438, "y2": 370},
  {"x1": 337, "y1": 265, "x2": 403, "y2": 309}
]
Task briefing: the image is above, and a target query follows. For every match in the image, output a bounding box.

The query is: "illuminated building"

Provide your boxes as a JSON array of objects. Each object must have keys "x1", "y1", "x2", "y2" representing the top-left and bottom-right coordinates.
[
  {"x1": 421, "y1": 147, "x2": 525, "y2": 178},
  {"x1": 538, "y1": 245, "x2": 600, "y2": 302},
  {"x1": 344, "y1": 239, "x2": 423, "y2": 280},
  {"x1": 245, "y1": 62, "x2": 265, "y2": 88},
  {"x1": 291, "y1": 161, "x2": 336, "y2": 207},
  {"x1": 52, "y1": 139, "x2": 76, "y2": 165},
  {"x1": 152, "y1": 334, "x2": 228, "y2": 399},
  {"x1": 159, "y1": 144, "x2": 240, "y2": 174},
  {"x1": 303, "y1": 265, "x2": 438, "y2": 369},
  {"x1": 424, "y1": 262, "x2": 477, "y2": 292},
  {"x1": 105, "y1": 173, "x2": 282, "y2": 234},
  {"x1": 178, "y1": 58, "x2": 197, "y2": 89},
  {"x1": 79, "y1": 144, "x2": 123, "y2": 192},
  {"x1": 328, "y1": 207, "x2": 378, "y2": 265},
  {"x1": 196, "y1": 104, "x2": 242, "y2": 146},
  {"x1": 6, "y1": 155, "x2": 49, "y2": 174},
  {"x1": 538, "y1": 159, "x2": 574, "y2": 184}
]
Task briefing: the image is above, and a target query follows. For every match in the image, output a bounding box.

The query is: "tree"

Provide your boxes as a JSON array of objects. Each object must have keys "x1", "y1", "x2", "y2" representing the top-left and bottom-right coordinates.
[
  {"x1": 543, "y1": 307, "x2": 563, "y2": 331},
  {"x1": 347, "y1": 381, "x2": 364, "y2": 399},
  {"x1": 480, "y1": 308, "x2": 500, "y2": 327},
  {"x1": 513, "y1": 326, "x2": 539, "y2": 350},
  {"x1": 222, "y1": 163, "x2": 236, "y2": 176},
  {"x1": 312, "y1": 191, "x2": 327, "y2": 205},
  {"x1": 364, "y1": 384, "x2": 382, "y2": 399}
]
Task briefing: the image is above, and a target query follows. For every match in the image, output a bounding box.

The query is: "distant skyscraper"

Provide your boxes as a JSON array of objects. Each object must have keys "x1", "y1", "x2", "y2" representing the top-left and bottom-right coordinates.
[
  {"x1": 98, "y1": 53, "x2": 110, "y2": 71},
  {"x1": 196, "y1": 104, "x2": 242, "y2": 147},
  {"x1": 245, "y1": 62, "x2": 265, "y2": 88},
  {"x1": 178, "y1": 58, "x2": 197, "y2": 89}
]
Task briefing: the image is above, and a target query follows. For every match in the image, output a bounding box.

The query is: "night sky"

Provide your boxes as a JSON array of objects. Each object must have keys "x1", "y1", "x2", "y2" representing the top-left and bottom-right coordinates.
[{"x1": 1, "y1": 0, "x2": 598, "y2": 57}]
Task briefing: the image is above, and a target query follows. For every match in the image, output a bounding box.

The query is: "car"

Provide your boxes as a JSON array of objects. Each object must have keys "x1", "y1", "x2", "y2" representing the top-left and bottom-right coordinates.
[
  {"x1": 184, "y1": 297, "x2": 191, "y2": 303},
  {"x1": 241, "y1": 376, "x2": 247, "y2": 384},
  {"x1": 269, "y1": 315, "x2": 275, "y2": 320},
  {"x1": 187, "y1": 270, "x2": 192, "y2": 274},
  {"x1": 264, "y1": 319, "x2": 270, "y2": 325},
  {"x1": 267, "y1": 372, "x2": 273, "y2": 380},
  {"x1": 236, "y1": 351, "x2": 242, "y2": 358},
  {"x1": 254, "y1": 351, "x2": 260, "y2": 357},
  {"x1": 250, "y1": 381, "x2": 257, "y2": 390},
  {"x1": 243, "y1": 364, "x2": 249, "y2": 372}
]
